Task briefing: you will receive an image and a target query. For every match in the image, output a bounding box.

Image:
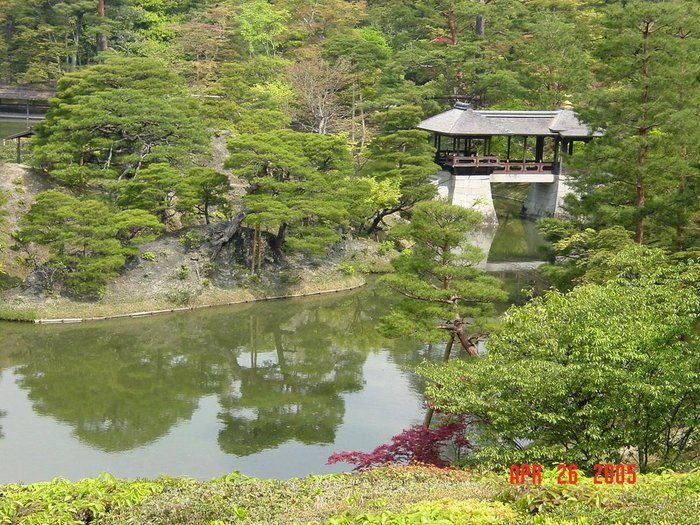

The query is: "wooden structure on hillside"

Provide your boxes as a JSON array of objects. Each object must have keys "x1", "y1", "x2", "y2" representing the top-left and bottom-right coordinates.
[
  {"x1": 0, "y1": 85, "x2": 54, "y2": 118},
  {"x1": 417, "y1": 102, "x2": 601, "y2": 223},
  {"x1": 3, "y1": 128, "x2": 35, "y2": 163}
]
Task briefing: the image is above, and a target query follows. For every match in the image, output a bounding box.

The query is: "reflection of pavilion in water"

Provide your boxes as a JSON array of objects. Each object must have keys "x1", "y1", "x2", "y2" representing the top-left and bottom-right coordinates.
[{"x1": 467, "y1": 214, "x2": 548, "y2": 272}]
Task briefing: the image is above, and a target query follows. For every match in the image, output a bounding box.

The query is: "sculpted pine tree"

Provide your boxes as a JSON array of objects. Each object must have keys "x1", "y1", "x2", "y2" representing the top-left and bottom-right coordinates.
[
  {"x1": 362, "y1": 106, "x2": 438, "y2": 234},
  {"x1": 382, "y1": 200, "x2": 506, "y2": 359},
  {"x1": 226, "y1": 130, "x2": 355, "y2": 256},
  {"x1": 180, "y1": 168, "x2": 232, "y2": 225},
  {"x1": 17, "y1": 190, "x2": 162, "y2": 297},
  {"x1": 31, "y1": 56, "x2": 208, "y2": 186},
  {"x1": 381, "y1": 201, "x2": 505, "y2": 426}
]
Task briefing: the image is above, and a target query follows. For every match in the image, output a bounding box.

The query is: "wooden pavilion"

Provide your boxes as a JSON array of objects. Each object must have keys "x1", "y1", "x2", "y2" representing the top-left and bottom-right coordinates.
[{"x1": 416, "y1": 102, "x2": 601, "y2": 224}]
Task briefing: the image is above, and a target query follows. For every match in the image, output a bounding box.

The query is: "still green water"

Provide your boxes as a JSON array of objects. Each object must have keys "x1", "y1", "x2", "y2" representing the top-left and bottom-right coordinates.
[
  {"x1": 0, "y1": 288, "x2": 438, "y2": 482},
  {"x1": 0, "y1": 118, "x2": 34, "y2": 138}
]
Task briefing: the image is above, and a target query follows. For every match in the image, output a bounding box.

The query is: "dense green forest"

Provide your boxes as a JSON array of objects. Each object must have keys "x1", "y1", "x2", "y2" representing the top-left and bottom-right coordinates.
[
  {"x1": 1, "y1": 0, "x2": 698, "y2": 290},
  {"x1": 0, "y1": 0, "x2": 699, "y2": 481}
]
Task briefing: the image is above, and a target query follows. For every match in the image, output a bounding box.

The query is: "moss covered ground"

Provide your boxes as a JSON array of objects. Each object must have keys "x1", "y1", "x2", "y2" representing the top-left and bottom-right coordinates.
[{"x1": 1, "y1": 466, "x2": 698, "y2": 524}]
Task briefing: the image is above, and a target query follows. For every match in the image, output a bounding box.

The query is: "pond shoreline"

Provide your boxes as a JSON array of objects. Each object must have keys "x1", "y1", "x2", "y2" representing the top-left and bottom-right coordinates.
[
  {"x1": 31, "y1": 280, "x2": 367, "y2": 324},
  {"x1": 2, "y1": 277, "x2": 367, "y2": 324}
]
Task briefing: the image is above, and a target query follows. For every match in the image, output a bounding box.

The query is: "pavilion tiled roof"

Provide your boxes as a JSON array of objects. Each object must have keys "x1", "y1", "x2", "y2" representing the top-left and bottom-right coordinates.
[{"x1": 417, "y1": 102, "x2": 600, "y2": 138}]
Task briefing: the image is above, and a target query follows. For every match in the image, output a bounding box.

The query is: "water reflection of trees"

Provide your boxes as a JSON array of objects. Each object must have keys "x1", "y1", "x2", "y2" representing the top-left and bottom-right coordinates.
[{"x1": 0, "y1": 287, "x2": 421, "y2": 454}]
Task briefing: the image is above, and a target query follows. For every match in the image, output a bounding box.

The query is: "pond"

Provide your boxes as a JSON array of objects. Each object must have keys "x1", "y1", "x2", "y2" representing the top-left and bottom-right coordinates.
[
  {"x1": 0, "y1": 288, "x2": 443, "y2": 483},
  {"x1": 0, "y1": 118, "x2": 35, "y2": 139},
  {"x1": 0, "y1": 194, "x2": 547, "y2": 484}
]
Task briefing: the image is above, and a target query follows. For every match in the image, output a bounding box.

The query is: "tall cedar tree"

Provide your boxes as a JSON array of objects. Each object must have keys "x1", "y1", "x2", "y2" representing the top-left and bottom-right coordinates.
[
  {"x1": 226, "y1": 130, "x2": 356, "y2": 255},
  {"x1": 31, "y1": 56, "x2": 208, "y2": 186},
  {"x1": 362, "y1": 105, "x2": 438, "y2": 234},
  {"x1": 570, "y1": 0, "x2": 700, "y2": 247},
  {"x1": 380, "y1": 200, "x2": 506, "y2": 358}
]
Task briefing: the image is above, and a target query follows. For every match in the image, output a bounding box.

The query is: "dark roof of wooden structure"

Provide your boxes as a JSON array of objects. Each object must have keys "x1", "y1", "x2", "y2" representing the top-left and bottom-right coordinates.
[
  {"x1": 418, "y1": 102, "x2": 602, "y2": 138},
  {"x1": 3, "y1": 128, "x2": 36, "y2": 140}
]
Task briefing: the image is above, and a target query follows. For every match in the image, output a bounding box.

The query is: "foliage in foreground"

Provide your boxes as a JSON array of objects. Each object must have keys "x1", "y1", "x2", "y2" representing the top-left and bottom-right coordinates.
[
  {"x1": 0, "y1": 473, "x2": 162, "y2": 525},
  {"x1": 421, "y1": 259, "x2": 700, "y2": 472},
  {"x1": 1, "y1": 467, "x2": 699, "y2": 525}
]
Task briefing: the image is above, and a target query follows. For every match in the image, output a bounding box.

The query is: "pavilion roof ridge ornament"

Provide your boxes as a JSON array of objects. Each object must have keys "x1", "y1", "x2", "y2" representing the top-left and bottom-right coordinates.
[{"x1": 417, "y1": 101, "x2": 599, "y2": 138}]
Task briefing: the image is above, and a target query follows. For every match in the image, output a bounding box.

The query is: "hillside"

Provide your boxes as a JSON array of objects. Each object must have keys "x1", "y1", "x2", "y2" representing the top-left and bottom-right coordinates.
[{"x1": 0, "y1": 163, "x2": 49, "y2": 285}]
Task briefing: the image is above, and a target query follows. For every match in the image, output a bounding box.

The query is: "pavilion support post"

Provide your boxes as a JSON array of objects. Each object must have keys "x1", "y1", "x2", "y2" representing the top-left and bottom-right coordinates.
[
  {"x1": 506, "y1": 136, "x2": 511, "y2": 160},
  {"x1": 16, "y1": 138, "x2": 20, "y2": 163},
  {"x1": 535, "y1": 136, "x2": 544, "y2": 162}
]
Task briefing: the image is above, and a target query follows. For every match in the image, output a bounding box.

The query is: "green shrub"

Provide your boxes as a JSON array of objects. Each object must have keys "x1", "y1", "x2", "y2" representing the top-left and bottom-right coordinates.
[
  {"x1": 377, "y1": 240, "x2": 395, "y2": 256},
  {"x1": 175, "y1": 265, "x2": 191, "y2": 280},
  {"x1": 339, "y1": 262, "x2": 355, "y2": 275},
  {"x1": 141, "y1": 251, "x2": 157, "y2": 262},
  {"x1": 178, "y1": 230, "x2": 202, "y2": 251},
  {"x1": 302, "y1": 499, "x2": 517, "y2": 525},
  {"x1": 0, "y1": 473, "x2": 161, "y2": 525}
]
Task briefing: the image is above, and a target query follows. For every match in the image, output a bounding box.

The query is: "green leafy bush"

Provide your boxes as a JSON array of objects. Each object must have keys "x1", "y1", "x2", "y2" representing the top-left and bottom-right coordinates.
[
  {"x1": 178, "y1": 230, "x2": 202, "y2": 251},
  {"x1": 0, "y1": 473, "x2": 161, "y2": 525},
  {"x1": 301, "y1": 499, "x2": 516, "y2": 525}
]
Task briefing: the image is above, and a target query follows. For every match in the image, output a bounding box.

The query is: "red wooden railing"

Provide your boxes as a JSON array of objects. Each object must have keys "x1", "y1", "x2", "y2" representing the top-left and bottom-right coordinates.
[{"x1": 447, "y1": 154, "x2": 556, "y2": 174}]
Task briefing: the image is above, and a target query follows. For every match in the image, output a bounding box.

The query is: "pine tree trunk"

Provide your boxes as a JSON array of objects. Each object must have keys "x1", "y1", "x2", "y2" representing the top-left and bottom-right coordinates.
[
  {"x1": 359, "y1": 91, "x2": 367, "y2": 150},
  {"x1": 635, "y1": 20, "x2": 652, "y2": 244},
  {"x1": 256, "y1": 227, "x2": 263, "y2": 271},
  {"x1": 366, "y1": 212, "x2": 385, "y2": 235},
  {"x1": 96, "y1": 0, "x2": 108, "y2": 52},
  {"x1": 272, "y1": 223, "x2": 287, "y2": 254},
  {"x1": 445, "y1": 4, "x2": 458, "y2": 44},
  {"x1": 475, "y1": 14, "x2": 485, "y2": 36},
  {"x1": 250, "y1": 228, "x2": 257, "y2": 273}
]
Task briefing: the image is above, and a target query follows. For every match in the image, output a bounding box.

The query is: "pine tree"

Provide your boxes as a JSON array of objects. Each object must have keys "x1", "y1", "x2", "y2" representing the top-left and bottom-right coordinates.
[
  {"x1": 226, "y1": 129, "x2": 356, "y2": 255},
  {"x1": 31, "y1": 56, "x2": 208, "y2": 186},
  {"x1": 570, "y1": 0, "x2": 700, "y2": 247},
  {"x1": 381, "y1": 200, "x2": 506, "y2": 357},
  {"x1": 361, "y1": 105, "x2": 438, "y2": 234},
  {"x1": 17, "y1": 190, "x2": 162, "y2": 297}
]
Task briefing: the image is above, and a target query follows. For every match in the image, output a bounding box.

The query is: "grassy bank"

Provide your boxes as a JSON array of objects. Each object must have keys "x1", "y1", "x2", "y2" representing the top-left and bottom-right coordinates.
[
  {"x1": 0, "y1": 271, "x2": 366, "y2": 322},
  {"x1": 1, "y1": 467, "x2": 698, "y2": 524}
]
